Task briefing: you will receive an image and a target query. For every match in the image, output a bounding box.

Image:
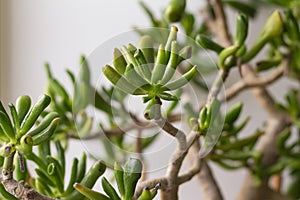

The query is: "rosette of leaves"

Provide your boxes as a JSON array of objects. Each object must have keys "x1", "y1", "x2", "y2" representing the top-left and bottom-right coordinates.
[
  {"x1": 0, "y1": 95, "x2": 60, "y2": 180},
  {"x1": 74, "y1": 158, "x2": 160, "y2": 200},
  {"x1": 103, "y1": 26, "x2": 198, "y2": 120},
  {"x1": 44, "y1": 56, "x2": 115, "y2": 139}
]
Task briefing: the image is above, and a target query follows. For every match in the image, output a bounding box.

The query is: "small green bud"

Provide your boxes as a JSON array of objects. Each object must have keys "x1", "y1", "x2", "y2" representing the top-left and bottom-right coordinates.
[
  {"x1": 234, "y1": 13, "x2": 249, "y2": 46},
  {"x1": 196, "y1": 34, "x2": 224, "y2": 54},
  {"x1": 164, "y1": 0, "x2": 186, "y2": 22}
]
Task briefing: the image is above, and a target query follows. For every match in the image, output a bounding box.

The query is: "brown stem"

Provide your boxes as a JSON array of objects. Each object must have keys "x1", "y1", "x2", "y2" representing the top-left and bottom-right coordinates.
[
  {"x1": 206, "y1": 0, "x2": 231, "y2": 46},
  {"x1": 0, "y1": 178, "x2": 56, "y2": 200},
  {"x1": 236, "y1": 65, "x2": 291, "y2": 200},
  {"x1": 79, "y1": 113, "x2": 181, "y2": 140},
  {"x1": 223, "y1": 62, "x2": 286, "y2": 102},
  {"x1": 187, "y1": 141, "x2": 224, "y2": 200}
]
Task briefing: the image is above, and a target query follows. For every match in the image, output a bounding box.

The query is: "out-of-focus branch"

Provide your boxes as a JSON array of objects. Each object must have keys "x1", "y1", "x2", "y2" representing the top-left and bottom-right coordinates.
[
  {"x1": 223, "y1": 63, "x2": 286, "y2": 102},
  {"x1": 236, "y1": 65, "x2": 291, "y2": 200},
  {"x1": 205, "y1": 0, "x2": 231, "y2": 46},
  {"x1": 78, "y1": 113, "x2": 181, "y2": 139},
  {"x1": 187, "y1": 141, "x2": 224, "y2": 200}
]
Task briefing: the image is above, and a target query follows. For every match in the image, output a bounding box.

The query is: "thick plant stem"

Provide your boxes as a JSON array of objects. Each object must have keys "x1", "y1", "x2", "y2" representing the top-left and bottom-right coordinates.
[
  {"x1": 236, "y1": 65, "x2": 291, "y2": 200},
  {"x1": 2, "y1": 152, "x2": 15, "y2": 180},
  {"x1": 188, "y1": 142, "x2": 224, "y2": 200}
]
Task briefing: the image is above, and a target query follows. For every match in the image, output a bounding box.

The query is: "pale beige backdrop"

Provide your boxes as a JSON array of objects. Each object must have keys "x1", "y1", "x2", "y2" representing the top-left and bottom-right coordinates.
[{"x1": 0, "y1": 1, "x2": 295, "y2": 199}]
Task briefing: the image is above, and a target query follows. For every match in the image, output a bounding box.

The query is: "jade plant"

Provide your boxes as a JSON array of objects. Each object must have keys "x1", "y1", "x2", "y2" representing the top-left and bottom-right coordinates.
[{"x1": 1, "y1": 0, "x2": 300, "y2": 199}]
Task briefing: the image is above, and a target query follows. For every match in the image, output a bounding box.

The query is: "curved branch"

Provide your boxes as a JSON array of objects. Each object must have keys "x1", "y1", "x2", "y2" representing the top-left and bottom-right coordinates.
[{"x1": 223, "y1": 64, "x2": 286, "y2": 102}]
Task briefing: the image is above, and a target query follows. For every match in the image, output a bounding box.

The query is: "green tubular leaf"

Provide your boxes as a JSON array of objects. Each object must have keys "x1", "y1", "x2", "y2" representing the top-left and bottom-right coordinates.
[
  {"x1": 0, "y1": 111, "x2": 16, "y2": 143},
  {"x1": 15, "y1": 95, "x2": 32, "y2": 125},
  {"x1": 55, "y1": 139, "x2": 65, "y2": 177},
  {"x1": 199, "y1": 106, "x2": 208, "y2": 131},
  {"x1": 35, "y1": 178, "x2": 52, "y2": 197},
  {"x1": 164, "y1": 0, "x2": 186, "y2": 22},
  {"x1": 0, "y1": 101, "x2": 9, "y2": 119},
  {"x1": 73, "y1": 82, "x2": 90, "y2": 114},
  {"x1": 103, "y1": 65, "x2": 147, "y2": 95},
  {"x1": 177, "y1": 45, "x2": 192, "y2": 64},
  {"x1": 27, "y1": 112, "x2": 59, "y2": 137},
  {"x1": 14, "y1": 154, "x2": 27, "y2": 181},
  {"x1": 137, "y1": 188, "x2": 151, "y2": 200},
  {"x1": 0, "y1": 183, "x2": 19, "y2": 200},
  {"x1": 20, "y1": 94, "x2": 51, "y2": 137},
  {"x1": 151, "y1": 44, "x2": 166, "y2": 84},
  {"x1": 196, "y1": 34, "x2": 224, "y2": 54},
  {"x1": 234, "y1": 13, "x2": 248, "y2": 46},
  {"x1": 149, "y1": 184, "x2": 160, "y2": 199},
  {"x1": 113, "y1": 48, "x2": 127, "y2": 74},
  {"x1": 66, "y1": 69, "x2": 76, "y2": 84},
  {"x1": 181, "y1": 12, "x2": 195, "y2": 36},
  {"x1": 114, "y1": 162, "x2": 125, "y2": 197},
  {"x1": 165, "y1": 26, "x2": 178, "y2": 59},
  {"x1": 260, "y1": 10, "x2": 283, "y2": 41},
  {"x1": 276, "y1": 129, "x2": 291, "y2": 152},
  {"x1": 120, "y1": 46, "x2": 138, "y2": 67},
  {"x1": 162, "y1": 66, "x2": 198, "y2": 91},
  {"x1": 218, "y1": 130, "x2": 262, "y2": 152},
  {"x1": 0, "y1": 127, "x2": 9, "y2": 143},
  {"x1": 47, "y1": 156, "x2": 64, "y2": 181},
  {"x1": 73, "y1": 183, "x2": 110, "y2": 200},
  {"x1": 218, "y1": 45, "x2": 239, "y2": 69},
  {"x1": 235, "y1": 44, "x2": 247, "y2": 57},
  {"x1": 8, "y1": 104, "x2": 20, "y2": 131},
  {"x1": 47, "y1": 162, "x2": 64, "y2": 193},
  {"x1": 158, "y1": 92, "x2": 178, "y2": 101},
  {"x1": 242, "y1": 11, "x2": 283, "y2": 63},
  {"x1": 160, "y1": 41, "x2": 179, "y2": 84},
  {"x1": 26, "y1": 152, "x2": 47, "y2": 170},
  {"x1": 44, "y1": 63, "x2": 53, "y2": 79},
  {"x1": 256, "y1": 58, "x2": 281, "y2": 72},
  {"x1": 102, "y1": 177, "x2": 121, "y2": 200},
  {"x1": 64, "y1": 158, "x2": 78, "y2": 196},
  {"x1": 134, "y1": 49, "x2": 152, "y2": 81},
  {"x1": 139, "y1": 2, "x2": 159, "y2": 27},
  {"x1": 165, "y1": 88, "x2": 182, "y2": 116},
  {"x1": 138, "y1": 35, "x2": 155, "y2": 64},
  {"x1": 213, "y1": 159, "x2": 244, "y2": 170},
  {"x1": 223, "y1": 0, "x2": 256, "y2": 18},
  {"x1": 124, "y1": 158, "x2": 143, "y2": 200},
  {"x1": 205, "y1": 97, "x2": 221, "y2": 128},
  {"x1": 94, "y1": 89, "x2": 113, "y2": 115},
  {"x1": 124, "y1": 63, "x2": 149, "y2": 87},
  {"x1": 32, "y1": 118, "x2": 60, "y2": 146},
  {"x1": 67, "y1": 160, "x2": 106, "y2": 200},
  {"x1": 227, "y1": 116, "x2": 250, "y2": 137},
  {"x1": 79, "y1": 55, "x2": 90, "y2": 85},
  {"x1": 224, "y1": 102, "x2": 243, "y2": 124},
  {"x1": 128, "y1": 43, "x2": 137, "y2": 54},
  {"x1": 37, "y1": 140, "x2": 51, "y2": 163},
  {"x1": 76, "y1": 153, "x2": 87, "y2": 183},
  {"x1": 141, "y1": 132, "x2": 159, "y2": 149},
  {"x1": 48, "y1": 78, "x2": 69, "y2": 100},
  {"x1": 284, "y1": 10, "x2": 300, "y2": 41},
  {"x1": 35, "y1": 168, "x2": 56, "y2": 187}
]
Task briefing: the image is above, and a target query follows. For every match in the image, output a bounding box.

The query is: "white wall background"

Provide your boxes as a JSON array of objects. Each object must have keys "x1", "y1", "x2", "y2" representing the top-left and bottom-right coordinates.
[{"x1": 0, "y1": 1, "x2": 298, "y2": 199}]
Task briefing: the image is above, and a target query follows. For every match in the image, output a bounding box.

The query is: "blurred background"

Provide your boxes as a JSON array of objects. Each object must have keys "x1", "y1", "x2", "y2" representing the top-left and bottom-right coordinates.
[{"x1": 0, "y1": 0, "x2": 297, "y2": 199}]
